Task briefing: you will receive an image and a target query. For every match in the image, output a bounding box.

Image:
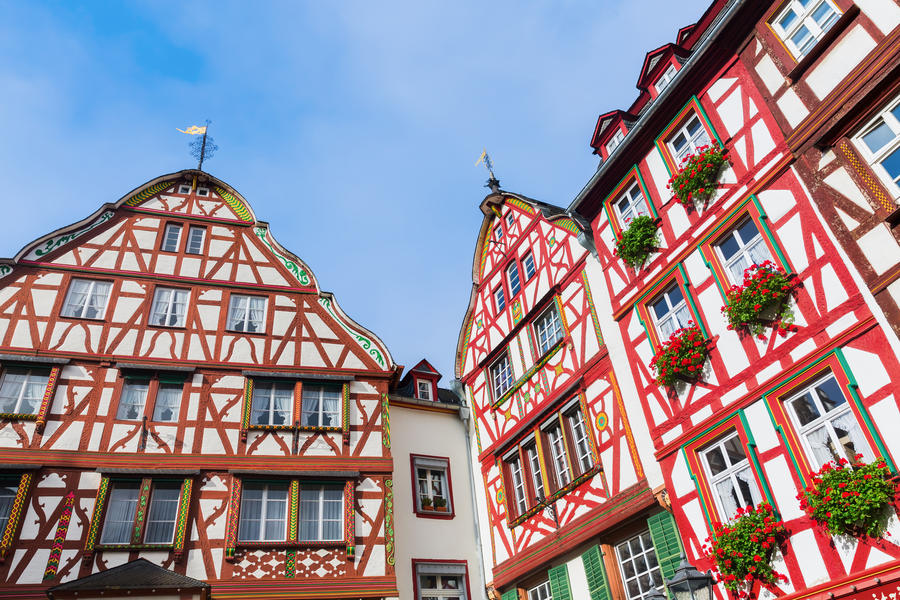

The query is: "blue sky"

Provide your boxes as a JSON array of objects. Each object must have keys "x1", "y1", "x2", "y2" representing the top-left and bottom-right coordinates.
[{"x1": 0, "y1": 0, "x2": 712, "y2": 382}]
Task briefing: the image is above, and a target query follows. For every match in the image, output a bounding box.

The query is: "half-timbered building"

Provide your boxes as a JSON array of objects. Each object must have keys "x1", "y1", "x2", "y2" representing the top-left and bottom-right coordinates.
[
  {"x1": 0, "y1": 170, "x2": 398, "y2": 600},
  {"x1": 455, "y1": 185, "x2": 682, "y2": 600},
  {"x1": 571, "y1": 2, "x2": 900, "y2": 599}
]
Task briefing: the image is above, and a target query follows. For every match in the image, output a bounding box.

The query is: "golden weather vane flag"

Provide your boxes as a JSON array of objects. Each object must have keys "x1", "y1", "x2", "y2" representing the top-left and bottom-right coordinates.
[{"x1": 177, "y1": 125, "x2": 207, "y2": 135}]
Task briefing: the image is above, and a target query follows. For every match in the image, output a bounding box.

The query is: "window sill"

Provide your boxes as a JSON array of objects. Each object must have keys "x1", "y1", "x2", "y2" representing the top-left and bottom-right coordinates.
[
  {"x1": 507, "y1": 463, "x2": 602, "y2": 528},
  {"x1": 415, "y1": 507, "x2": 455, "y2": 520},
  {"x1": 0, "y1": 412, "x2": 38, "y2": 421},
  {"x1": 491, "y1": 337, "x2": 567, "y2": 409},
  {"x1": 95, "y1": 543, "x2": 174, "y2": 551},
  {"x1": 787, "y1": 5, "x2": 859, "y2": 83},
  {"x1": 58, "y1": 315, "x2": 106, "y2": 323},
  {"x1": 147, "y1": 323, "x2": 187, "y2": 330},
  {"x1": 226, "y1": 328, "x2": 268, "y2": 336},
  {"x1": 246, "y1": 424, "x2": 294, "y2": 431},
  {"x1": 235, "y1": 540, "x2": 345, "y2": 550},
  {"x1": 245, "y1": 424, "x2": 342, "y2": 432}
]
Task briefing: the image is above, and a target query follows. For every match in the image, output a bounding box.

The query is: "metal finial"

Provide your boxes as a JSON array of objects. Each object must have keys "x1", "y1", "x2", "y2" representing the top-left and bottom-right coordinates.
[{"x1": 189, "y1": 120, "x2": 218, "y2": 171}]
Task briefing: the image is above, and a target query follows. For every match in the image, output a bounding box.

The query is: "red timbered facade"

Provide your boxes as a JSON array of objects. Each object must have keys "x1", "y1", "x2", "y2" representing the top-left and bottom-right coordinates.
[
  {"x1": 456, "y1": 188, "x2": 681, "y2": 600},
  {"x1": 0, "y1": 170, "x2": 398, "y2": 600},
  {"x1": 572, "y1": 2, "x2": 900, "y2": 599}
]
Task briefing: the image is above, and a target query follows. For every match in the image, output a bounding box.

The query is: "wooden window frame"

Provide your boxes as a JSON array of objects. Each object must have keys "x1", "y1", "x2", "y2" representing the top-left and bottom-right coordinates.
[
  {"x1": 226, "y1": 292, "x2": 268, "y2": 335},
  {"x1": 148, "y1": 285, "x2": 190, "y2": 329},
  {"x1": 634, "y1": 265, "x2": 707, "y2": 351},
  {"x1": 522, "y1": 251, "x2": 537, "y2": 282},
  {"x1": 601, "y1": 166, "x2": 657, "y2": 238},
  {"x1": 60, "y1": 277, "x2": 113, "y2": 321},
  {"x1": 185, "y1": 225, "x2": 207, "y2": 255},
  {"x1": 412, "y1": 559, "x2": 471, "y2": 600},
  {"x1": 769, "y1": 0, "x2": 843, "y2": 61},
  {"x1": 654, "y1": 97, "x2": 722, "y2": 176},
  {"x1": 0, "y1": 471, "x2": 34, "y2": 562},
  {"x1": 113, "y1": 373, "x2": 187, "y2": 424},
  {"x1": 240, "y1": 378, "x2": 350, "y2": 438},
  {"x1": 411, "y1": 454, "x2": 455, "y2": 519},
  {"x1": 852, "y1": 91, "x2": 900, "y2": 201},
  {"x1": 160, "y1": 222, "x2": 183, "y2": 253}
]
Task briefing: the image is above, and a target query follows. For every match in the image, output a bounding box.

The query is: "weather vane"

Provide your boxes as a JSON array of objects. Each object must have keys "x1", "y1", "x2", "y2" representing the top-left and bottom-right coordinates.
[
  {"x1": 476, "y1": 148, "x2": 500, "y2": 193},
  {"x1": 178, "y1": 120, "x2": 218, "y2": 171}
]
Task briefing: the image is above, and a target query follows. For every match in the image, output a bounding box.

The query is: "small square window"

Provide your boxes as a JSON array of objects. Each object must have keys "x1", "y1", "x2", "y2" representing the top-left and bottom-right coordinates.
[
  {"x1": 772, "y1": 0, "x2": 841, "y2": 59},
  {"x1": 251, "y1": 381, "x2": 294, "y2": 426},
  {"x1": 61, "y1": 279, "x2": 112, "y2": 320},
  {"x1": 494, "y1": 286, "x2": 506, "y2": 313},
  {"x1": 522, "y1": 252, "x2": 536, "y2": 281},
  {"x1": 616, "y1": 530, "x2": 664, "y2": 600},
  {"x1": 150, "y1": 287, "x2": 189, "y2": 327},
  {"x1": 650, "y1": 284, "x2": 692, "y2": 340},
  {"x1": 178, "y1": 184, "x2": 192, "y2": 194},
  {"x1": 853, "y1": 94, "x2": 900, "y2": 199},
  {"x1": 614, "y1": 182, "x2": 650, "y2": 225},
  {"x1": 490, "y1": 354, "x2": 513, "y2": 400},
  {"x1": 507, "y1": 262, "x2": 521, "y2": 297},
  {"x1": 700, "y1": 430, "x2": 762, "y2": 519},
  {"x1": 715, "y1": 217, "x2": 773, "y2": 283},
  {"x1": 668, "y1": 114, "x2": 712, "y2": 166},
  {"x1": 414, "y1": 456, "x2": 451, "y2": 513},
  {"x1": 415, "y1": 563, "x2": 467, "y2": 600},
  {"x1": 534, "y1": 305, "x2": 564, "y2": 355},
  {"x1": 654, "y1": 64, "x2": 677, "y2": 95},
  {"x1": 196, "y1": 187, "x2": 209, "y2": 197},
  {"x1": 161, "y1": 223, "x2": 182, "y2": 253},
  {"x1": 301, "y1": 384, "x2": 341, "y2": 428},
  {"x1": 0, "y1": 368, "x2": 50, "y2": 415},
  {"x1": 494, "y1": 226, "x2": 503, "y2": 241},
  {"x1": 228, "y1": 294, "x2": 267, "y2": 333},
  {"x1": 186, "y1": 226, "x2": 205, "y2": 255},
  {"x1": 416, "y1": 380, "x2": 431, "y2": 401},
  {"x1": 606, "y1": 129, "x2": 625, "y2": 156},
  {"x1": 505, "y1": 212, "x2": 515, "y2": 229}
]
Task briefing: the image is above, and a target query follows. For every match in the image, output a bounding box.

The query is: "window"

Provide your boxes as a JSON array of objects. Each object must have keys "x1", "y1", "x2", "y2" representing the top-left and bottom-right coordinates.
[
  {"x1": 251, "y1": 381, "x2": 293, "y2": 426},
  {"x1": 178, "y1": 184, "x2": 191, "y2": 194},
  {"x1": 668, "y1": 114, "x2": 712, "y2": 165},
  {"x1": 116, "y1": 378, "x2": 184, "y2": 422},
  {"x1": 541, "y1": 403, "x2": 595, "y2": 492},
  {"x1": 417, "y1": 380, "x2": 432, "y2": 401},
  {"x1": 150, "y1": 287, "x2": 188, "y2": 327},
  {"x1": 525, "y1": 443, "x2": 545, "y2": 502},
  {"x1": 414, "y1": 456, "x2": 452, "y2": 514},
  {"x1": 228, "y1": 294, "x2": 267, "y2": 333},
  {"x1": 186, "y1": 226, "x2": 205, "y2": 254},
  {"x1": 614, "y1": 182, "x2": 650, "y2": 225},
  {"x1": 61, "y1": 279, "x2": 111, "y2": 320},
  {"x1": 606, "y1": 128, "x2": 625, "y2": 156},
  {"x1": 700, "y1": 431, "x2": 762, "y2": 519},
  {"x1": 490, "y1": 354, "x2": 513, "y2": 400},
  {"x1": 494, "y1": 226, "x2": 503, "y2": 241},
  {"x1": 196, "y1": 187, "x2": 209, "y2": 197},
  {"x1": 415, "y1": 563, "x2": 468, "y2": 600},
  {"x1": 567, "y1": 408, "x2": 594, "y2": 475},
  {"x1": 784, "y1": 374, "x2": 873, "y2": 468},
  {"x1": 301, "y1": 384, "x2": 341, "y2": 428},
  {"x1": 0, "y1": 368, "x2": 49, "y2": 415},
  {"x1": 161, "y1": 223, "x2": 182, "y2": 252},
  {"x1": 239, "y1": 483, "x2": 289, "y2": 541},
  {"x1": 299, "y1": 486, "x2": 343, "y2": 541},
  {"x1": 494, "y1": 285, "x2": 506, "y2": 313},
  {"x1": 650, "y1": 284, "x2": 692, "y2": 340},
  {"x1": 100, "y1": 481, "x2": 181, "y2": 545},
  {"x1": 853, "y1": 94, "x2": 900, "y2": 199},
  {"x1": 616, "y1": 530, "x2": 664, "y2": 600},
  {"x1": 0, "y1": 479, "x2": 17, "y2": 534},
  {"x1": 505, "y1": 212, "x2": 515, "y2": 229},
  {"x1": 528, "y1": 581, "x2": 552, "y2": 600},
  {"x1": 506, "y1": 453, "x2": 528, "y2": 515},
  {"x1": 522, "y1": 252, "x2": 537, "y2": 281},
  {"x1": 716, "y1": 218, "x2": 773, "y2": 283},
  {"x1": 772, "y1": 0, "x2": 840, "y2": 59},
  {"x1": 534, "y1": 305, "x2": 564, "y2": 355},
  {"x1": 507, "y1": 262, "x2": 521, "y2": 297},
  {"x1": 654, "y1": 64, "x2": 677, "y2": 94},
  {"x1": 545, "y1": 420, "x2": 572, "y2": 489}
]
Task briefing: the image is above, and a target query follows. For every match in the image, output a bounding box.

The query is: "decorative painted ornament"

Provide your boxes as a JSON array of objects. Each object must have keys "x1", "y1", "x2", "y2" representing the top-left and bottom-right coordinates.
[{"x1": 596, "y1": 411, "x2": 609, "y2": 431}]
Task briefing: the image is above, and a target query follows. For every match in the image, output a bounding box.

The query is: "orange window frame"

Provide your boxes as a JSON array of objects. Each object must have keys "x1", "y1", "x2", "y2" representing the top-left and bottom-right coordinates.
[
  {"x1": 654, "y1": 97, "x2": 723, "y2": 175},
  {"x1": 601, "y1": 166, "x2": 658, "y2": 238},
  {"x1": 634, "y1": 265, "x2": 707, "y2": 351}
]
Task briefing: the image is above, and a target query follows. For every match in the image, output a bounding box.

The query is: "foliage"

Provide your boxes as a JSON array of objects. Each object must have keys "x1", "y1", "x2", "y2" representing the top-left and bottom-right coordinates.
[
  {"x1": 421, "y1": 496, "x2": 432, "y2": 508},
  {"x1": 722, "y1": 261, "x2": 799, "y2": 339},
  {"x1": 649, "y1": 322, "x2": 708, "y2": 387},
  {"x1": 613, "y1": 215, "x2": 659, "y2": 269},
  {"x1": 668, "y1": 145, "x2": 728, "y2": 206},
  {"x1": 433, "y1": 497, "x2": 447, "y2": 509},
  {"x1": 797, "y1": 455, "x2": 898, "y2": 538},
  {"x1": 704, "y1": 503, "x2": 788, "y2": 599}
]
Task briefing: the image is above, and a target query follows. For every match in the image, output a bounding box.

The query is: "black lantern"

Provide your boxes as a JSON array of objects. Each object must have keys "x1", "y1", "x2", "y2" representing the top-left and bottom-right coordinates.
[
  {"x1": 645, "y1": 587, "x2": 668, "y2": 600},
  {"x1": 665, "y1": 554, "x2": 715, "y2": 600}
]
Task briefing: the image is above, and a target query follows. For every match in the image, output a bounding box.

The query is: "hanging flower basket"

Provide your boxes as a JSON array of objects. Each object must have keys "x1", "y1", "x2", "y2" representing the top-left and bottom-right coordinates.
[
  {"x1": 649, "y1": 322, "x2": 709, "y2": 387},
  {"x1": 797, "y1": 455, "x2": 899, "y2": 539},
  {"x1": 722, "y1": 261, "x2": 799, "y2": 340},
  {"x1": 704, "y1": 503, "x2": 789, "y2": 599},
  {"x1": 667, "y1": 145, "x2": 728, "y2": 207},
  {"x1": 613, "y1": 215, "x2": 659, "y2": 269}
]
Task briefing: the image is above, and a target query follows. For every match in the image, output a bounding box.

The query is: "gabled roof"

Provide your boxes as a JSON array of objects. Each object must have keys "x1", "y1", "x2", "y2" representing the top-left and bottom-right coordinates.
[
  {"x1": 395, "y1": 358, "x2": 442, "y2": 392},
  {"x1": 409, "y1": 358, "x2": 440, "y2": 376},
  {"x1": 48, "y1": 559, "x2": 208, "y2": 596},
  {"x1": 636, "y1": 43, "x2": 690, "y2": 91},
  {"x1": 590, "y1": 109, "x2": 638, "y2": 152}
]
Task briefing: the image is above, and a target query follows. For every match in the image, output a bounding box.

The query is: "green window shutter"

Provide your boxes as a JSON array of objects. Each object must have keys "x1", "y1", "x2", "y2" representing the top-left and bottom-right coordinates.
[
  {"x1": 548, "y1": 564, "x2": 572, "y2": 600},
  {"x1": 647, "y1": 511, "x2": 683, "y2": 582},
  {"x1": 501, "y1": 590, "x2": 519, "y2": 600},
  {"x1": 581, "y1": 545, "x2": 611, "y2": 600}
]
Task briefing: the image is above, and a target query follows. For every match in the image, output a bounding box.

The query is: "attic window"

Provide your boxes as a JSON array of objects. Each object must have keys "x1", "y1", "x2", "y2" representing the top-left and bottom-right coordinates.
[
  {"x1": 654, "y1": 64, "x2": 677, "y2": 94},
  {"x1": 606, "y1": 129, "x2": 625, "y2": 156},
  {"x1": 505, "y1": 212, "x2": 514, "y2": 229},
  {"x1": 178, "y1": 184, "x2": 192, "y2": 194},
  {"x1": 494, "y1": 226, "x2": 503, "y2": 241},
  {"x1": 196, "y1": 187, "x2": 210, "y2": 197},
  {"x1": 416, "y1": 380, "x2": 432, "y2": 401}
]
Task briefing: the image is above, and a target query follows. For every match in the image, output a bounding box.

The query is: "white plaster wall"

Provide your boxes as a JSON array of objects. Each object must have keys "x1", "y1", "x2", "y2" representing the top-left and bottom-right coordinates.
[{"x1": 391, "y1": 403, "x2": 486, "y2": 600}]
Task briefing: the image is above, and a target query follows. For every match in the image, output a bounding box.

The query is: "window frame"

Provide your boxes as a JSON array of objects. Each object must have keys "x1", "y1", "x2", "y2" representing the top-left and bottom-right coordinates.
[
  {"x1": 60, "y1": 277, "x2": 113, "y2": 321},
  {"x1": 522, "y1": 251, "x2": 537, "y2": 282},
  {"x1": 249, "y1": 379, "x2": 295, "y2": 428},
  {"x1": 185, "y1": 225, "x2": 206, "y2": 255},
  {"x1": 114, "y1": 374, "x2": 186, "y2": 424},
  {"x1": 698, "y1": 430, "x2": 764, "y2": 521},
  {"x1": 95, "y1": 477, "x2": 188, "y2": 550},
  {"x1": 227, "y1": 293, "x2": 268, "y2": 334},
  {"x1": 648, "y1": 283, "x2": 693, "y2": 342},
  {"x1": 506, "y1": 261, "x2": 522, "y2": 298},
  {"x1": 300, "y1": 383, "x2": 342, "y2": 430},
  {"x1": 613, "y1": 181, "x2": 652, "y2": 226},
  {"x1": 177, "y1": 184, "x2": 192, "y2": 194},
  {"x1": 412, "y1": 559, "x2": 471, "y2": 600},
  {"x1": 601, "y1": 167, "x2": 657, "y2": 238},
  {"x1": 533, "y1": 301, "x2": 566, "y2": 357},
  {"x1": 635, "y1": 267, "x2": 706, "y2": 352},
  {"x1": 411, "y1": 454, "x2": 455, "y2": 519},
  {"x1": 770, "y1": 0, "x2": 842, "y2": 60},
  {"x1": 667, "y1": 113, "x2": 714, "y2": 168},
  {"x1": 196, "y1": 186, "x2": 210, "y2": 197},
  {"x1": 852, "y1": 92, "x2": 900, "y2": 200},
  {"x1": 494, "y1": 284, "x2": 506, "y2": 313},
  {"x1": 654, "y1": 98, "x2": 720, "y2": 176},
  {"x1": 416, "y1": 378, "x2": 432, "y2": 401},
  {"x1": 489, "y1": 352, "x2": 514, "y2": 403},
  {"x1": 606, "y1": 128, "x2": 625, "y2": 156},
  {"x1": 654, "y1": 63, "x2": 678, "y2": 95},
  {"x1": 149, "y1": 286, "x2": 190, "y2": 328},
  {"x1": 161, "y1": 223, "x2": 183, "y2": 253},
  {"x1": 242, "y1": 378, "x2": 349, "y2": 434},
  {"x1": 0, "y1": 367, "x2": 52, "y2": 416},
  {"x1": 614, "y1": 529, "x2": 665, "y2": 600}
]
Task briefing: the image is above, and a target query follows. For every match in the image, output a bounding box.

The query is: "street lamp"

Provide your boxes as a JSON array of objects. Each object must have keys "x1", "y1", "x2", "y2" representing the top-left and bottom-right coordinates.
[
  {"x1": 665, "y1": 554, "x2": 715, "y2": 600},
  {"x1": 645, "y1": 587, "x2": 668, "y2": 600}
]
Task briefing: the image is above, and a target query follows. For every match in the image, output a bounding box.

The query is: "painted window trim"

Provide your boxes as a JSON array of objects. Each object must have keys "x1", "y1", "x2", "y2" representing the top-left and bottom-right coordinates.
[
  {"x1": 633, "y1": 264, "x2": 708, "y2": 352},
  {"x1": 0, "y1": 364, "x2": 61, "y2": 433},
  {"x1": 410, "y1": 454, "x2": 456, "y2": 520},
  {"x1": 681, "y1": 412, "x2": 776, "y2": 531},
  {"x1": 115, "y1": 371, "x2": 188, "y2": 426},
  {"x1": 0, "y1": 471, "x2": 34, "y2": 562},
  {"x1": 240, "y1": 378, "x2": 350, "y2": 440},
  {"x1": 411, "y1": 559, "x2": 472, "y2": 600},
  {"x1": 147, "y1": 285, "x2": 191, "y2": 329},
  {"x1": 762, "y1": 350, "x2": 894, "y2": 486},
  {"x1": 224, "y1": 477, "x2": 354, "y2": 560},
  {"x1": 654, "y1": 96, "x2": 723, "y2": 176},
  {"x1": 83, "y1": 475, "x2": 192, "y2": 559},
  {"x1": 490, "y1": 338, "x2": 565, "y2": 410},
  {"x1": 601, "y1": 165, "x2": 659, "y2": 238},
  {"x1": 225, "y1": 292, "x2": 269, "y2": 335},
  {"x1": 851, "y1": 90, "x2": 900, "y2": 201},
  {"x1": 59, "y1": 277, "x2": 114, "y2": 322},
  {"x1": 698, "y1": 195, "x2": 795, "y2": 303},
  {"x1": 766, "y1": 0, "x2": 845, "y2": 62}
]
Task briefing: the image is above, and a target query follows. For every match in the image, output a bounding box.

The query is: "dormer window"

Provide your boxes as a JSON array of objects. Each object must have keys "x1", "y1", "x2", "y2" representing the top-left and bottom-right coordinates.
[
  {"x1": 606, "y1": 129, "x2": 625, "y2": 156},
  {"x1": 654, "y1": 64, "x2": 677, "y2": 95},
  {"x1": 178, "y1": 184, "x2": 192, "y2": 194},
  {"x1": 416, "y1": 379, "x2": 432, "y2": 401}
]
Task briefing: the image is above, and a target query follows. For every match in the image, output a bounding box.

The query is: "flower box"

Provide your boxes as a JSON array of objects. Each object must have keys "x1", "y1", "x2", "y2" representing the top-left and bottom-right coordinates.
[
  {"x1": 721, "y1": 261, "x2": 799, "y2": 339},
  {"x1": 649, "y1": 323, "x2": 709, "y2": 387},
  {"x1": 667, "y1": 145, "x2": 728, "y2": 207},
  {"x1": 613, "y1": 215, "x2": 659, "y2": 270}
]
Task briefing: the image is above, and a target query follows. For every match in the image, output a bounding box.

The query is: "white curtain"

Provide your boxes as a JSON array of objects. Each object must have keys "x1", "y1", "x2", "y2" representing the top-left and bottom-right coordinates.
[
  {"x1": 116, "y1": 382, "x2": 148, "y2": 420},
  {"x1": 831, "y1": 410, "x2": 874, "y2": 463},
  {"x1": 299, "y1": 493, "x2": 319, "y2": 540},
  {"x1": 63, "y1": 279, "x2": 91, "y2": 317},
  {"x1": 229, "y1": 295, "x2": 249, "y2": 330},
  {"x1": 264, "y1": 488, "x2": 287, "y2": 540},
  {"x1": 322, "y1": 388, "x2": 340, "y2": 427},
  {"x1": 272, "y1": 386, "x2": 291, "y2": 425},
  {"x1": 323, "y1": 488, "x2": 342, "y2": 540},
  {"x1": 101, "y1": 485, "x2": 140, "y2": 544},
  {"x1": 152, "y1": 384, "x2": 182, "y2": 422},
  {"x1": 301, "y1": 388, "x2": 320, "y2": 427},
  {"x1": 248, "y1": 297, "x2": 265, "y2": 332},
  {"x1": 0, "y1": 370, "x2": 26, "y2": 413},
  {"x1": 87, "y1": 282, "x2": 112, "y2": 319},
  {"x1": 0, "y1": 485, "x2": 16, "y2": 532},
  {"x1": 239, "y1": 487, "x2": 263, "y2": 541},
  {"x1": 144, "y1": 486, "x2": 180, "y2": 544}
]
